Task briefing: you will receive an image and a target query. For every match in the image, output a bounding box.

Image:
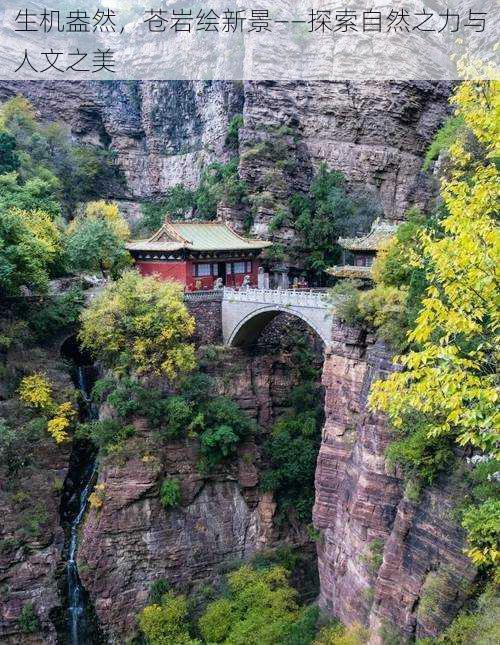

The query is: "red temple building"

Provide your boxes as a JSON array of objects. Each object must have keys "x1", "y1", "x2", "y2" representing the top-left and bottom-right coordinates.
[{"x1": 126, "y1": 219, "x2": 272, "y2": 290}]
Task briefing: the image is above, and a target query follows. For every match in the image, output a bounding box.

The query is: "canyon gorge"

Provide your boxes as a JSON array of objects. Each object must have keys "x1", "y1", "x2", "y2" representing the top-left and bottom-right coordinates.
[{"x1": 0, "y1": 79, "x2": 479, "y2": 644}]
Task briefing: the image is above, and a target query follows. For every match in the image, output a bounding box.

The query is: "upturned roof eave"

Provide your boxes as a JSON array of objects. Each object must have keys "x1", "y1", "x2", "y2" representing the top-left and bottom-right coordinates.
[
  {"x1": 126, "y1": 217, "x2": 272, "y2": 253},
  {"x1": 126, "y1": 241, "x2": 273, "y2": 252}
]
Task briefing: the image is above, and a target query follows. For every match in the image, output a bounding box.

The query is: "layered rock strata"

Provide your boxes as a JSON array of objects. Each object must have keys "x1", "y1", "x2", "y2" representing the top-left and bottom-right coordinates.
[{"x1": 313, "y1": 325, "x2": 476, "y2": 642}]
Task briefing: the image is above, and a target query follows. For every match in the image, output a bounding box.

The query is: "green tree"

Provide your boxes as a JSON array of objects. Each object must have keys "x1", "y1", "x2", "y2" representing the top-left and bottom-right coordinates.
[
  {"x1": 138, "y1": 592, "x2": 198, "y2": 645},
  {"x1": 198, "y1": 599, "x2": 233, "y2": 642},
  {"x1": 65, "y1": 216, "x2": 130, "y2": 278},
  {"x1": 139, "y1": 184, "x2": 195, "y2": 234},
  {"x1": 79, "y1": 271, "x2": 196, "y2": 378},
  {"x1": 198, "y1": 566, "x2": 301, "y2": 645},
  {"x1": 290, "y1": 164, "x2": 378, "y2": 280},
  {"x1": 0, "y1": 171, "x2": 61, "y2": 219},
  {"x1": 0, "y1": 208, "x2": 58, "y2": 296},
  {"x1": 0, "y1": 132, "x2": 20, "y2": 174}
]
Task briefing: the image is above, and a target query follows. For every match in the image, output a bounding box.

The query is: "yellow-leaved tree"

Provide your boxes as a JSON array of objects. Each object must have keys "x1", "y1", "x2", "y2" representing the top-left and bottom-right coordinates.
[
  {"x1": 67, "y1": 200, "x2": 130, "y2": 241},
  {"x1": 18, "y1": 374, "x2": 76, "y2": 443},
  {"x1": 79, "y1": 270, "x2": 196, "y2": 379},
  {"x1": 369, "y1": 74, "x2": 499, "y2": 573}
]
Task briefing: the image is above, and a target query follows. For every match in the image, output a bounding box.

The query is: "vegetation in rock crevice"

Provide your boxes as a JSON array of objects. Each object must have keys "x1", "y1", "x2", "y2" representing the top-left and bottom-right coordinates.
[
  {"x1": 137, "y1": 157, "x2": 248, "y2": 234},
  {"x1": 261, "y1": 333, "x2": 324, "y2": 524}
]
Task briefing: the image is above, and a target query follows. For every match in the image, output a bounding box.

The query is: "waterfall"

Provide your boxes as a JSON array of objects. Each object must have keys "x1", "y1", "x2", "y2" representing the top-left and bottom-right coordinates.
[
  {"x1": 67, "y1": 456, "x2": 97, "y2": 644},
  {"x1": 61, "y1": 364, "x2": 101, "y2": 645}
]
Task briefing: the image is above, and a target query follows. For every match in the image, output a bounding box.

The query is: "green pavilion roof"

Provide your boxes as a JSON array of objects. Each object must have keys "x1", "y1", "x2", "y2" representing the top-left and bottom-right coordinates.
[
  {"x1": 338, "y1": 218, "x2": 398, "y2": 252},
  {"x1": 126, "y1": 219, "x2": 272, "y2": 253}
]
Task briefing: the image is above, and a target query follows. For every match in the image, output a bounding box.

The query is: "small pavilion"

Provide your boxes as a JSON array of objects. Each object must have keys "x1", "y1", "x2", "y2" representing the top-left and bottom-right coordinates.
[
  {"x1": 126, "y1": 219, "x2": 271, "y2": 290},
  {"x1": 326, "y1": 218, "x2": 398, "y2": 281}
]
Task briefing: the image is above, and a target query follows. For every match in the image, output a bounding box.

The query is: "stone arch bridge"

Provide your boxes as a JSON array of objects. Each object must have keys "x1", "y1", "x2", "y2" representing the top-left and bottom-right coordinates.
[
  {"x1": 222, "y1": 287, "x2": 333, "y2": 347},
  {"x1": 186, "y1": 287, "x2": 334, "y2": 348}
]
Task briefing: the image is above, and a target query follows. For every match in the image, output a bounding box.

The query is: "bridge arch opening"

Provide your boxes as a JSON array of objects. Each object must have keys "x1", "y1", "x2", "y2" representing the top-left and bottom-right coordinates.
[{"x1": 227, "y1": 306, "x2": 328, "y2": 350}]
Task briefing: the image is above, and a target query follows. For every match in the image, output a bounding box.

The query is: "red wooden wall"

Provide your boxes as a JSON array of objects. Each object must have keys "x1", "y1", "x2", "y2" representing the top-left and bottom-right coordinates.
[{"x1": 135, "y1": 259, "x2": 259, "y2": 290}]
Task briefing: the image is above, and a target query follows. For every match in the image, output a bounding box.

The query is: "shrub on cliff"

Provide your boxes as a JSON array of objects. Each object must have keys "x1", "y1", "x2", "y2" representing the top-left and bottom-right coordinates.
[
  {"x1": 17, "y1": 602, "x2": 40, "y2": 634},
  {"x1": 261, "y1": 411, "x2": 320, "y2": 523},
  {"x1": 225, "y1": 114, "x2": 244, "y2": 149},
  {"x1": 195, "y1": 159, "x2": 247, "y2": 220},
  {"x1": 262, "y1": 336, "x2": 323, "y2": 523},
  {"x1": 198, "y1": 396, "x2": 255, "y2": 469},
  {"x1": 76, "y1": 419, "x2": 135, "y2": 455},
  {"x1": 18, "y1": 373, "x2": 76, "y2": 444},
  {"x1": 160, "y1": 478, "x2": 182, "y2": 509},
  {"x1": 79, "y1": 271, "x2": 196, "y2": 379}
]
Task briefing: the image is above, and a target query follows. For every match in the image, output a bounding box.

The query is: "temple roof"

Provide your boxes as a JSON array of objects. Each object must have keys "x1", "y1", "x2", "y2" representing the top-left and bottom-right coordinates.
[
  {"x1": 338, "y1": 218, "x2": 398, "y2": 252},
  {"x1": 126, "y1": 219, "x2": 272, "y2": 253}
]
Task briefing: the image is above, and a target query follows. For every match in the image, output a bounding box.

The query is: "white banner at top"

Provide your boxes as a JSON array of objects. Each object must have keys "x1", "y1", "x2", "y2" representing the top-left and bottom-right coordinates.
[{"x1": 0, "y1": 1, "x2": 498, "y2": 80}]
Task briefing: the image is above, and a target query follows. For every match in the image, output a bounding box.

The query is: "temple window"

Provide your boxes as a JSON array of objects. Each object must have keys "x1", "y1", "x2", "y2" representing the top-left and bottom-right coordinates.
[
  {"x1": 227, "y1": 261, "x2": 252, "y2": 275},
  {"x1": 194, "y1": 263, "x2": 212, "y2": 277}
]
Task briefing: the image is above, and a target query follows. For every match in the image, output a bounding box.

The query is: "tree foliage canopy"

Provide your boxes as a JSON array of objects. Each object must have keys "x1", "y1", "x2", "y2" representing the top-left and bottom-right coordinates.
[
  {"x1": 65, "y1": 201, "x2": 131, "y2": 277},
  {"x1": 79, "y1": 271, "x2": 196, "y2": 379},
  {"x1": 0, "y1": 207, "x2": 60, "y2": 296},
  {"x1": 288, "y1": 163, "x2": 380, "y2": 280},
  {"x1": 138, "y1": 592, "x2": 199, "y2": 645}
]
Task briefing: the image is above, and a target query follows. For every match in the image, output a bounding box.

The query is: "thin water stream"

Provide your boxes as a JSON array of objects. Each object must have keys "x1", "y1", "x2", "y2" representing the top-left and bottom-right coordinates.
[
  {"x1": 67, "y1": 454, "x2": 97, "y2": 644},
  {"x1": 61, "y1": 364, "x2": 100, "y2": 644}
]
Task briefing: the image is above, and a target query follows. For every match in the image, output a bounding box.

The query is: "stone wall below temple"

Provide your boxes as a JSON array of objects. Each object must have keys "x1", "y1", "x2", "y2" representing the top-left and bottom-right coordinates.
[{"x1": 185, "y1": 293, "x2": 223, "y2": 345}]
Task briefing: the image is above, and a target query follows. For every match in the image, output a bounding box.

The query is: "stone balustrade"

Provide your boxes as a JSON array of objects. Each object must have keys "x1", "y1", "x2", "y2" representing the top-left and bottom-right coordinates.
[
  {"x1": 183, "y1": 290, "x2": 223, "y2": 302},
  {"x1": 222, "y1": 287, "x2": 329, "y2": 309}
]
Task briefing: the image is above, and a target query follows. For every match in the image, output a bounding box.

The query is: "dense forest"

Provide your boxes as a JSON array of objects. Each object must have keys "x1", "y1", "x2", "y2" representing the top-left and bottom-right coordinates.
[{"x1": 0, "y1": 74, "x2": 498, "y2": 645}]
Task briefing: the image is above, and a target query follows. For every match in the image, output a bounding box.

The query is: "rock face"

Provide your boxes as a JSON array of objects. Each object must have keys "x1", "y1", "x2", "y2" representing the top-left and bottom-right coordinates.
[
  {"x1": 78, "y1": 442, "x2": 275, "y2": 639},
  {"x1": 0, "y1": 345, "x2": 73, "y2": 644},
  {"x1": 0, "y1": 80, "x2": 449, "y2": 230},
  {"x1": 237, "y1": 81, "x2": 449, "y2": 236},
  {"x1": 77, "y1": 340, "x2": 318, "y2": 640},
  {"x1": 313, "y1": 325, "x2": 476, "y2": 643}
]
